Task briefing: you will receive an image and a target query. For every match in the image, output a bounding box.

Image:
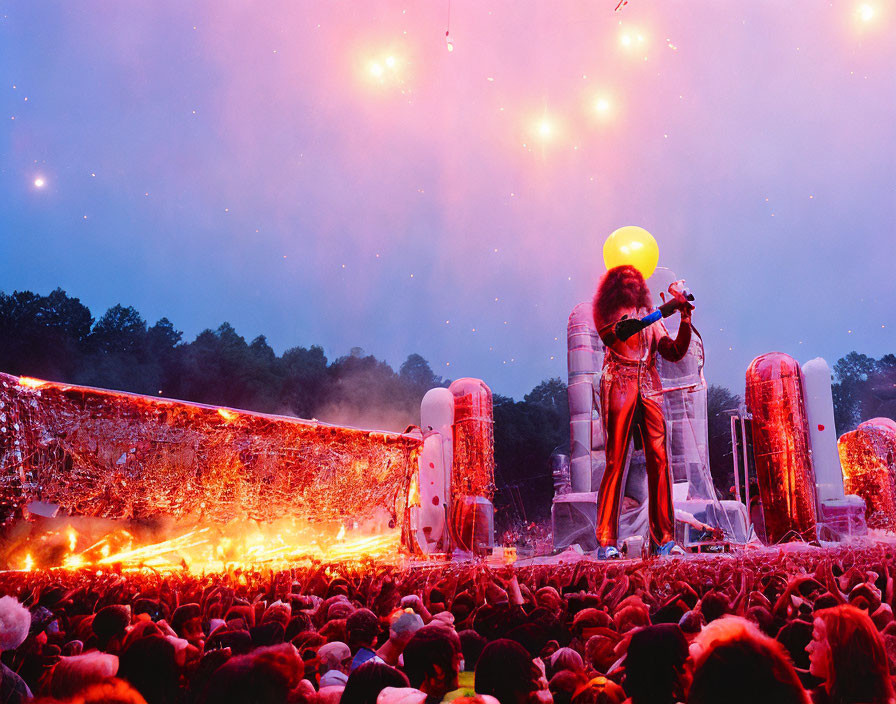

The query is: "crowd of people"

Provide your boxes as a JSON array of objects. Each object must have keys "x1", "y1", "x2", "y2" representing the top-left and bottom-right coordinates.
[{"x1": 1, "y1": 544, "x2": 896, "y2": 704}]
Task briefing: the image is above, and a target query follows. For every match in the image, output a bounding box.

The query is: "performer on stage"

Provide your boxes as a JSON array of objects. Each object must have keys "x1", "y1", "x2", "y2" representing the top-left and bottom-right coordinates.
[{"x1": 592, "y1": 265, "x2": 694, "y2": 558}]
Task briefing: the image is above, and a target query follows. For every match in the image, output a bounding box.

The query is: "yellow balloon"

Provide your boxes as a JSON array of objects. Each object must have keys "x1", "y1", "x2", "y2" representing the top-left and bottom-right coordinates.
[{"x1": 603, "y1": 225, "x2": 659, "y2": 279}]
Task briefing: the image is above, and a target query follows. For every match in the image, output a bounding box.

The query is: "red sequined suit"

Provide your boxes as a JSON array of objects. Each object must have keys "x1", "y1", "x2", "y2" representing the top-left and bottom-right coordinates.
[{"x1": 595, "y1": 311, "x2": 691, "y2": 548}]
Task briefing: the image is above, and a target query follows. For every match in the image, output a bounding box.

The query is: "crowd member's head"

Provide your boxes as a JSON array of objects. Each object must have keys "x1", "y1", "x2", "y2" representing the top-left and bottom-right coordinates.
[
  {"x1": 507, "y1": 622, "x2": 551, "y2": 659},
  {"x1": 187, "y1": 649, "x2": 232, "y2": 704},
  {"x1": 48, "y1": 652, "x2": 120, "y2": 700},
  {"x1": 250, "y1": 621, "x2": 286, "y2": 648},
  {"x1": 775, "y1": 620, "x2": 812, "y2": 672},
  {"x1": 92, "y1": 605, "x2": 131, "y2": 654},
  {"x1": 813, "y1": 594, "x2": 840, "y2": 613},
  {"x1": 200, "y1": 643, "x2": 303, "y2": 704},
  {"x1": 262, "y1": 602, "x2": 292, "y2": 631},
  {"x1": 171, "y1": 603, "x2": 203, "y2": 648},
  {"x1": 348, "y1": 609, "x2": 381, "y2": 653},
  {"x1": 549, "y1": 670, "x2": 586, "y2": 704},
  {"x1": 341, "y1": 661, "x2": 410, "y2": 704},
  {"x1": 402, "y1": 625, "x2": 461, "y2": 700},
  {"x1": 584, "y1": 635, "x2": 617, "y2": 675},
  {"x1": 572, "y1": 609, "x2": 612, "y2": 641},
  {"x1": 458, "y1": 630, "x2": 487, "y2": 672},
  {"x1": 623, "y1": 625, "x2": 689, "y2": 704},
  {"x1": 809, "y1": 605, "x2": 895, "y2": 704},
  {"x1": 614, "y1": 605, "x2": 649, "y2": 635},
  {"x1": 117, "y1": 635, "x2": 180, "y2": 704},
  {"x1": 323, "y1": 597, "x2": 354, "y2": 623},
  {"x1": 318, "y1": 641, "x2": 352, "y2": 687},
  {"x1": 571, "y1": 676, "x2": 626, "y2": 704},
  {"x1": 689, "y1": 617, "x2": 809, "y2": 704},
  {"x1": 207, "y1": 628, "x2": 253, "y2": 655},
  {"x1": 70, "y1": 678, "x2": 149, "y2": 704},
  {"x1": 746, "y1": 605, "x2": 777, "y2": 638},
  {"x1": 548, "y1": 648, "x2": 584, "y2": 679},
  {"x1": 451, "y1": 594, "x2": 476, "y2": 628},
  {"x1": 286, "y1": 613, "x2": 314, "y2": 641},
  {"x1": 375, "y1": 687, "x2": 427, "y2": 704},
  {"x1": 475, "y1": 639, "x2": 541, "y2": 704},
  {"x1": 388, "y1": 609, "x2": 424, "y2": 650},
  {"x1": 698, "y1": 592, "x2": 730, "y2": 624},
  {"x1": 535, "y1": 588, "x2": 565, "y2": 620}
]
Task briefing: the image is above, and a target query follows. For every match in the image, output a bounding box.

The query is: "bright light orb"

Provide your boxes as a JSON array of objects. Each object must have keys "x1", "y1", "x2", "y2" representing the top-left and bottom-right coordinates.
[
  {"x1": 385, "y1": 55, "x2": 396, "y2": 69},
  {"x1": 33, "y1": 177, "x2": 46, "y2": 188},
  {"x1": 595, "y1": 97, "x2": 611, "y2": 114},
  {"x1": 619, "y1": 30, "x2": 647, "y2": 50},
  {"x1": 538, "y1": 120, "x2": 553, "y2": 138},
  {"x1": 369, "y1": 62, "x2": 384, "y2": 78},
  {"x1": 858, "y1": 4, "x2": 875, "y2": 21},
  {"x1": 603, "y1": 225, "x2": 660, "y2": 279}
]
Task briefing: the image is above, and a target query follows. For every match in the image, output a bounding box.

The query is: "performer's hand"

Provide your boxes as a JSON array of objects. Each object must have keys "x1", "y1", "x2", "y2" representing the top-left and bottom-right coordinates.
[{"x1": 668, "y1": 282, "x2": 694, "y2": 320}]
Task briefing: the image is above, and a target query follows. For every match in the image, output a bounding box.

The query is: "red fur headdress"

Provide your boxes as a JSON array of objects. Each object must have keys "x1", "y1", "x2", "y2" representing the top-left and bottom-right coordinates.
[{"x1": 592, "y1": 265, "x2": 653, "y2": 330}]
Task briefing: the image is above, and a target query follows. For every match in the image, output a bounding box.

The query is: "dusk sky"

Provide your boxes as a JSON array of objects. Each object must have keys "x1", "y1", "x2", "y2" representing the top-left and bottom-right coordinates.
[{"x1": 2, "y1": 1, "x2": 894, "y2": 400}]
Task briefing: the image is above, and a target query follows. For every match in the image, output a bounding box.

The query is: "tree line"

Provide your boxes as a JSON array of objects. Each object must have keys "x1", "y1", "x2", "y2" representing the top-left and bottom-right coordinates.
[{"x1": 0, "y1": 287, "x2": 891, "y2": 524}]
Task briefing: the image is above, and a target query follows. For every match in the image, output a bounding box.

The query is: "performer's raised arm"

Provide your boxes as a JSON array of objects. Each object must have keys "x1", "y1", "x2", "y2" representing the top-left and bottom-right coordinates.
[
  {"x1": 657, "y1": 312, "x2": 692, "y2": 362},
  {"x1": 657, "y1": 286, "x2": 695, "y2": 362}
]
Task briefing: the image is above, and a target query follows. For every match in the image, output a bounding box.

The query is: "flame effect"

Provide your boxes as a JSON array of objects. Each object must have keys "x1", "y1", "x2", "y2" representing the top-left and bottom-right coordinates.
[{"x1": 13, "y1": 519, "x2": 400, "y2": 573}]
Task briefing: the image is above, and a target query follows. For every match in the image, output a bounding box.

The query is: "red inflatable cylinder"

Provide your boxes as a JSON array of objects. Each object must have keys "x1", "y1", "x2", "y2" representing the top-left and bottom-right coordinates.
[
  {"x1": 839, "y1": 420, "x2": 896, "y2": 530},
  {"x1": 448, "y1": 378, "x2": 495, "y2": 500},
  {"x1": 745, "y1": 353, "x2": 818, "y2": 543}
]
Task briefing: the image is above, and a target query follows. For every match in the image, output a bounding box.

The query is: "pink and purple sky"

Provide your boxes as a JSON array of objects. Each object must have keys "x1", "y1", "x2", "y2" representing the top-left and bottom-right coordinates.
[{"x1": 2, "y1": 1, "x2": 894, "y2": 397}]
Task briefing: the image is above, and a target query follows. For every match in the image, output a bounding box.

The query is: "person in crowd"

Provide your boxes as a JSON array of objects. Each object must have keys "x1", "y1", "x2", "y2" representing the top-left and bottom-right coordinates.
[
  {"x1": 68, "y1": 678, "x2": 149, "y2": 704},
  {"x1": 689, "y1": 617, "x2": 810, "y2": 704},
  {"x1": 117, "y1": 635, "x2": 180, "y2": 704},
  {"x1": 808, "y1": 605, "x2": 896, "y2": 704},
  {"x1": 548, "y1": 670, "x2": 586, "y2": 704},
  {"x1": 317, "y1": 640, "x2": 352, "y2": 688},
  {"x1": 572, "y1": 676, "x2": 626, "y2": 704},
  {"x1": 349, "y1": 609, "x2": 386, "y2": 672},
  {"x1": 402, "y1": 625, "x2": 462, "y2": 704},
  {"x1": 8, "y1": 543, "x2": 896, "y2": 704},
  {"x1": 378, "y1": 609, "x2": 424, "y2": 667},
  {"x1": 475, "y1": 639, "x2": 545, "y2": 704},
  {"x1": 170, "y1": 604, "x2": 204, "y2": 651},
  {"x1": 199, "y1": 643, "x2": 305, "y2": 704},
  {"x1": 622, "y1": 625, "x2": 689, "y2": 704},
  {"x1": 46, "y1": 651, "x2": 120, "y2": 700},
  {"x1": 92, "y1": 605, "x2": 130, "y2": 655},
  {"x1": 342, "y1": 661, "x2": 411, "y2": 704}
]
